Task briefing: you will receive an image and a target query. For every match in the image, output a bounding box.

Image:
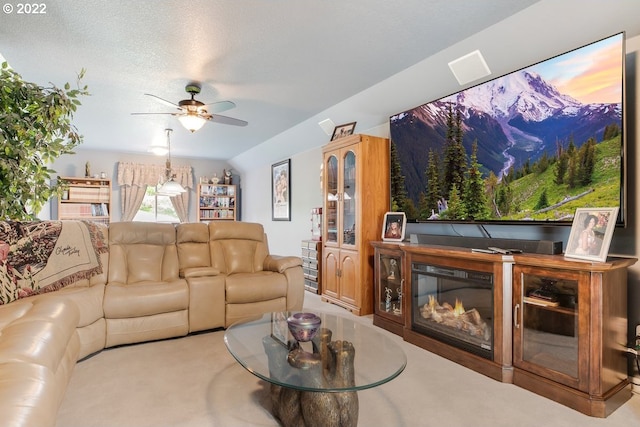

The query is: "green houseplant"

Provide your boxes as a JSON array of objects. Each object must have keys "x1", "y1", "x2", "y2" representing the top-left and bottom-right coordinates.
[{"x1": 0, "y1": 61, "x2": 88, "y2": 220}]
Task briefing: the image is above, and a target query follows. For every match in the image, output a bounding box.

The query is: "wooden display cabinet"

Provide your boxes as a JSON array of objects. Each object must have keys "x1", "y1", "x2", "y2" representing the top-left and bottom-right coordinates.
[
  {"x1": 198, "y1": 184, "x2": 236, "y2": 221},
  {"x1": 512, "y1": 255, "x2": 636, "y2": 417},
  {"x1": 321, "y1": 134, "x2": 389, "y2": 316},
  {"x1": 57, "y1": 176, "x2": 111, "y2": 224}
]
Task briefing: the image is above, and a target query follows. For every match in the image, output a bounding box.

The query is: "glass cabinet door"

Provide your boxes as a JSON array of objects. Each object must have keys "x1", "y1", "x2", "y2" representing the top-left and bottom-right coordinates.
[
  {"x1": 376, "y1": 251, "x2": 404, "y2": 317},
  {"x1": 325, "y1": 155, "x2": 338, "y2": 243},
  {"x1": 514, "y1": 266, "x2": 587, "y2": 390},
  {"x1": 342, "y1": 150, "x2": 356, "y2": 246}
]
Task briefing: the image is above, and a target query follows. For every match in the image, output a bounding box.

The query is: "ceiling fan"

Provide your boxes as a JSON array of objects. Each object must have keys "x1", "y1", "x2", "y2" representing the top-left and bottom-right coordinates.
[{"x1": 132, "y1": 83, "x2": 248, "y2": 132}]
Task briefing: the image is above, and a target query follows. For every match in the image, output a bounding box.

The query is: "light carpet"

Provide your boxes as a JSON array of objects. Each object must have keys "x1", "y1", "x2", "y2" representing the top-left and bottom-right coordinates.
[{"x1": 56, "y1": 293, "x2": 640, "y2": 426}]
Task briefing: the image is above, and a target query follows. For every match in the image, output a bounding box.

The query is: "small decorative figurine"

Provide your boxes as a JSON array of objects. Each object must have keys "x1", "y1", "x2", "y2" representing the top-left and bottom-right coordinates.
[
  {"x1": 210, "y1": 173, "x2": 219, "y2": 184},
  {"x1": 85, "y1": 161, "x2": 91, "y2": 178},
  {"x1": 395, "y1": 286, "x2": 403, "y2": 315},
  {"x1": 224, "y1": 169, "x2": 232, "y2": 184},
  {"x1": 385, "y1": 287, "x2": 392, "y2": 312},
  {"x1": 388, "y1": 259, "x2": 397, "y2": 280}
]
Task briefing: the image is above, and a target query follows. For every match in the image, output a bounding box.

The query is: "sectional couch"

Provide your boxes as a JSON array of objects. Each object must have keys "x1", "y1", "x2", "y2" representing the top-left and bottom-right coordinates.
[{"x1": 0, "y1": 220, "x2": 304, "y2": 427}]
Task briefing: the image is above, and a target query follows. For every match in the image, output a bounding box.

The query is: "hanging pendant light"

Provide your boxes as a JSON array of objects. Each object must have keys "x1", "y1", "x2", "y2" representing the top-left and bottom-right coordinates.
[{"x1": 157, "y1": 129, "x2": 187, "y2": 196}]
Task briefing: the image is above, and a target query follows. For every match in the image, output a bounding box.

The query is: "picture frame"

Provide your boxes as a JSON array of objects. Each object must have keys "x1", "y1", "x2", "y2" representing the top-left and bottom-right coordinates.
[
  {"x1": 271, "y1": 312, "x2": 291, "y2": 348},
  {"x1": 330, "y1": 121, "x2": 357, "y2": 141},
  {"x1": 272, "y1": 159, "x2": 291, "y2": 221},
  {"x1": 564, "y1": 207, "x2": 618, "y2": 262},
  {"x1": 382, "y1": 212, "x2": 407, "y2": 242}
]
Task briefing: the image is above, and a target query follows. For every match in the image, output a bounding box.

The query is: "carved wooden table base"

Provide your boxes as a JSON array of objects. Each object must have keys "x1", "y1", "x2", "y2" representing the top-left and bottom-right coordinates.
[{"x1": 263, "y1": 328, "x2": 359, "y2": 427}]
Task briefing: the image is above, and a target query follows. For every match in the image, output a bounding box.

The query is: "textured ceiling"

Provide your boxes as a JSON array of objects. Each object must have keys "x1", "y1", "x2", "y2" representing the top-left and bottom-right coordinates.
[{"x1": 0, "y1": 0, "x2": 541, "y2": 160}]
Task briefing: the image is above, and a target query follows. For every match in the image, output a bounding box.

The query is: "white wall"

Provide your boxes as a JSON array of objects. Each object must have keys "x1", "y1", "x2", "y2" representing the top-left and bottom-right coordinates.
[{"x1": 240, "y1": 147, "x2": 324, "y2": 256}]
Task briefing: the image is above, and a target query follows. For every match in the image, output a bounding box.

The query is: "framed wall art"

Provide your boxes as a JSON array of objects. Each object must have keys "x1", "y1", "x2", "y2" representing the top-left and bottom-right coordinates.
[
  {"x1": 564, "y1": 207, "x2": 618, "y2": 262},
  {"x1": 272, "y1": 159, "x2": 291, "y2": 221},
  {"x1": 381, "y1": 212, "x2": 406, "y2": 242},
  {"x1": 330, "y1": 121, "x2": 357, "y2": 141}
]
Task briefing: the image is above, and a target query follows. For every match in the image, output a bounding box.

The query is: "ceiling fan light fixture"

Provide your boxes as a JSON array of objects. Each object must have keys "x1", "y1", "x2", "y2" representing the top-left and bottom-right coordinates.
[{"x1": 178, "y1": 113, "x2": 207, "y2": 133}]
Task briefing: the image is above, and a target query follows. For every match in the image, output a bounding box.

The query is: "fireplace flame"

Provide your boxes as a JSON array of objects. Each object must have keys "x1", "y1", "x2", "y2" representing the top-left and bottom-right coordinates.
[
  {"x1": 428, "y1": 295, "x2": 437, "y2": 309},
  {"x1": 453, "y1": 298, "x2": 465, "y2": 317}
]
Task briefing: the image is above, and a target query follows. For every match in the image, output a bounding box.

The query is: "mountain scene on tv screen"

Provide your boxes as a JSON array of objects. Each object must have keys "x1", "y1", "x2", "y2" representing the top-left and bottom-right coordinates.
[{"x1": 390, "y1": 35, "x2": 623, "y2": 223}]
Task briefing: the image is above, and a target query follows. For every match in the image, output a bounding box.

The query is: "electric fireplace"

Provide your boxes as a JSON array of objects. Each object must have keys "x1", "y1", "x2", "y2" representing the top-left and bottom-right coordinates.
[{"x1": 411, "y1": 262, "x2": 494, "y2": 360}]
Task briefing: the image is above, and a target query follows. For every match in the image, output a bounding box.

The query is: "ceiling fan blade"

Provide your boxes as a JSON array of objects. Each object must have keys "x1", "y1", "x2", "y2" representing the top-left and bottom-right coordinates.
[
  {"x1": 203, "y1": 100, "x2": 236, "y2": 114},
  {"x1": 206, "y1": 113, "x2": 248, "y2": 127},
  {"x1": 144, "y1": 93, "x2": 181, "y2": 109}
]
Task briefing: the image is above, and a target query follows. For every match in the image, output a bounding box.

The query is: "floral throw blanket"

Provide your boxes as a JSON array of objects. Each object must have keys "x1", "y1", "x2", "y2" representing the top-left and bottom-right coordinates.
[{"x1": 0, "y1": 221, "x2": 108, "y2": 305}]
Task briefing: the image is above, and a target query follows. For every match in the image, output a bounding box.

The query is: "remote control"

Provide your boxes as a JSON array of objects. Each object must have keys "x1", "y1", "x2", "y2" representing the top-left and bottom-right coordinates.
[
  {"x1": 471, "y1": 248, "x2": 498, "y2": 254},
  {"x1": 488, "y1": 247, "x2": 510, "y2": 254}
]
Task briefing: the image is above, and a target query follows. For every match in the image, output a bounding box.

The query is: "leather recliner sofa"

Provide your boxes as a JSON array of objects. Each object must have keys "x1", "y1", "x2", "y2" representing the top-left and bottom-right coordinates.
[{"x1": 0, "y1": 220, "x2": 304, "y2": 427}]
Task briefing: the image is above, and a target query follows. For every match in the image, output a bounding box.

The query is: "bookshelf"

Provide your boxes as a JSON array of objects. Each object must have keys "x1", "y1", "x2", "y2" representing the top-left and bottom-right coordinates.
[
  {"x1": 197, "y1": 184, "x2": 236, "y2": 221},
  {"x1": 57, "y1": 176, "x2": 111, "y2": 224}
]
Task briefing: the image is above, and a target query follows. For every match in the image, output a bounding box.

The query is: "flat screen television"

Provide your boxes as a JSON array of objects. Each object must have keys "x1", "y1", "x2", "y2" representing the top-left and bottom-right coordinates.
[{"x1": 390, "y1": 32, "x2": 626, "y2": 226}]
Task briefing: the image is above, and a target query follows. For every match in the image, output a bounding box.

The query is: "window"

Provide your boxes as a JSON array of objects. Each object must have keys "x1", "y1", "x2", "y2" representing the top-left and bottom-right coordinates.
[{"x1": 133, "y1": 185, "x2": 179, "y2": 223}]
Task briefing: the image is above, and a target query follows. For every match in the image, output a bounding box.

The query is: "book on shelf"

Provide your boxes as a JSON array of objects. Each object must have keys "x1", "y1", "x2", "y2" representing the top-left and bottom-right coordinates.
[{"x1": 60, "y1": 203, "x2": 93, "y2": 217}]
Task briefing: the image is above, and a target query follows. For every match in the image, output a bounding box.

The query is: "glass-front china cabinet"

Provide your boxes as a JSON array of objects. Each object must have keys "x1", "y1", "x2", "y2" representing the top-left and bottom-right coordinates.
[{"x1": 321, "y1": 134, "x2": 389, "y2": 316}]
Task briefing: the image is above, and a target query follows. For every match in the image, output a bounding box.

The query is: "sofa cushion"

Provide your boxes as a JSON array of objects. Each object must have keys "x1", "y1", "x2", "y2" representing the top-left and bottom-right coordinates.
[
  {"x1": 123, "y1": 244, "x2": 169, "y2": 282},
  {"x1": 220, "y1": 240, "x2": 262, "y2": 274},
  {"x1": 108, "y1": 222, "x2": 180, "y2": 284},
  {"x1": 209, "y1": 222, "x2": 269, "y2": 274},
  {"x1": 0, "y1": 299, "x2": 79, "y2": 372},
  {"x1": 176, "y1": 223, "x2": 210, "y2": 274},
  {"x1": 103, "y1": 280, "x2": 189, "y2": 319},
  {"x1": 225, "y1": 271, "x2": 287, "y2": 304}
]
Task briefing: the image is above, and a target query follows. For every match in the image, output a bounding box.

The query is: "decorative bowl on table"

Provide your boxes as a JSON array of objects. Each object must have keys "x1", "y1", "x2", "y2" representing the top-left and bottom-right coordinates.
[{"x1": 287, "y1": 312, "x2": 321, "y2": 342}]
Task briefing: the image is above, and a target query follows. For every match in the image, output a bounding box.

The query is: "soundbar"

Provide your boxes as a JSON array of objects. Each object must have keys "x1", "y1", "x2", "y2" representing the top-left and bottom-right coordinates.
[{"x1": 410, "y1": 234, "x2": 563, "y2": 255}]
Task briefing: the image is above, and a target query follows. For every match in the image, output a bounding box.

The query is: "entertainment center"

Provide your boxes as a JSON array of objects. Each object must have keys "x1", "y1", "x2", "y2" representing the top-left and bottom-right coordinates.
[{"x1": 371, "y1": 240, "x2": 637, "y2": 417}]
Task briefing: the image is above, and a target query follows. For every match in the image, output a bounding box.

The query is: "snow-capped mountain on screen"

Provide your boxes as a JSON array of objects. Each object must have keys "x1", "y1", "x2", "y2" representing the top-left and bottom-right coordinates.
[
  {"x1": 445, "y1": 70, "x2": 582, "y2": 123},
  {"x1": 392, "y1": 67, "x2": 621, "y2": 175}
]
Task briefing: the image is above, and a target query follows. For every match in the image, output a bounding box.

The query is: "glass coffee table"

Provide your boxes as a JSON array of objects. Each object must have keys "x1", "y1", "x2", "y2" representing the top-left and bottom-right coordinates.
[{"x1": 224, "y1": 311, "x2": 406, "y2": 427}]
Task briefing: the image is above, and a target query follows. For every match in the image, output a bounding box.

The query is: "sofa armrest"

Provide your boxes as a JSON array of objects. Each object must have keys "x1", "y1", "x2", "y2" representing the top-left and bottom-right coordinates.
[
  {"x1": 180, "y1": 267, "x2": 221, "y2": 278},
  {"x1": 264, "y1": 255, "x2": 303, "y2": 273}
]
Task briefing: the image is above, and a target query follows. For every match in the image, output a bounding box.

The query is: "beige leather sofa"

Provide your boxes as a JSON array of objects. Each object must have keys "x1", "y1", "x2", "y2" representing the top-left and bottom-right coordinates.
[{"x1": 0, "y1": 220, "x2": 304, "y2": 427}]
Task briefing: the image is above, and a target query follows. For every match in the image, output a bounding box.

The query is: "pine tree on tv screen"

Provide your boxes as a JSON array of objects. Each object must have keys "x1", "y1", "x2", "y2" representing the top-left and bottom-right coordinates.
[{"x1": 390, "y1": 33, "x2": 625, "y2": 224}]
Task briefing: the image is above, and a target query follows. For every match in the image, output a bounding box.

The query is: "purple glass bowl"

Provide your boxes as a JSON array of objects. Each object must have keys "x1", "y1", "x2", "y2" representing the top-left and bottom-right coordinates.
[{"x1": 287, "y1": 312, "x2": 321, "y2": 342}]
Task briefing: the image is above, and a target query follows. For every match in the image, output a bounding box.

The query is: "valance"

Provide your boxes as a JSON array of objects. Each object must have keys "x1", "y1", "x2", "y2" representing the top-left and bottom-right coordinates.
[{"x1": 117, "y1": 162, "x2": 193, "y2": 189}]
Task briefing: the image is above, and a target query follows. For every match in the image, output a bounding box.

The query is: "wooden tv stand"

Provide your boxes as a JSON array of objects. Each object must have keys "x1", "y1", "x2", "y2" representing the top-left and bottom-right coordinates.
[{"x1": 372, "y1": 242, "x2": 637, "y2": 417}]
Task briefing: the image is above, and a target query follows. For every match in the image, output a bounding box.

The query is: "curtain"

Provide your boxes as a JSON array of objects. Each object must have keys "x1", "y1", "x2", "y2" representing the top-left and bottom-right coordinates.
[
  {"x1": 169, "y1": 164, "x2": 192, "y2": 222},
  {"x1": 117, "y1": 162, "x2": 193, "y2": 222}
]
